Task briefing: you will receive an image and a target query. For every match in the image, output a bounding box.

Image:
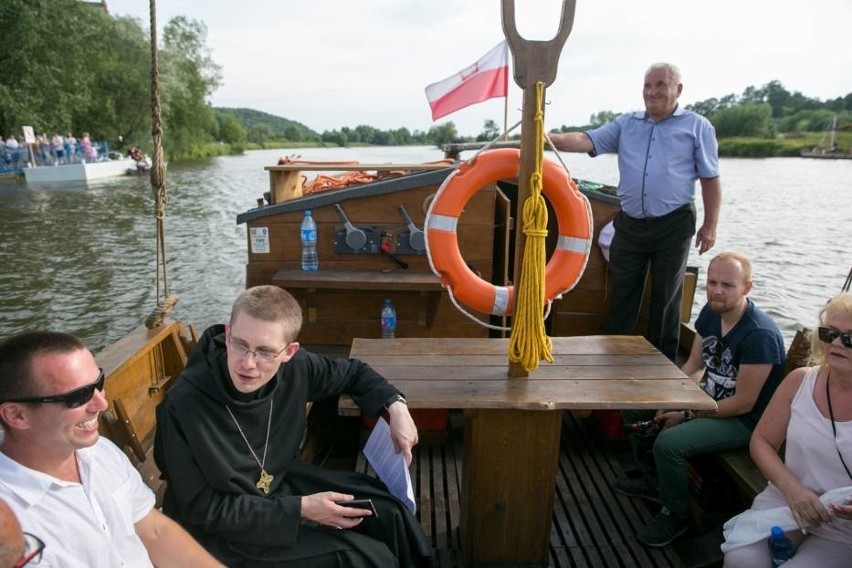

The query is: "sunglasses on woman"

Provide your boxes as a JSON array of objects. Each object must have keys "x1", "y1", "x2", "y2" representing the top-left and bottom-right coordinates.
[
  {"x1": 818, "y1": 327, "x2": 852, "y2": 348},
  {"x1": 5, "y1": 369, "x2": 105, "y2": 409}
]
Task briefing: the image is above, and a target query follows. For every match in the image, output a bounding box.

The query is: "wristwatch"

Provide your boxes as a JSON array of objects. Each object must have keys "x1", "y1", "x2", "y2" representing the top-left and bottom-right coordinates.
[{"x1": 384, "y1": 394, "x2": 407, "y2": 410}]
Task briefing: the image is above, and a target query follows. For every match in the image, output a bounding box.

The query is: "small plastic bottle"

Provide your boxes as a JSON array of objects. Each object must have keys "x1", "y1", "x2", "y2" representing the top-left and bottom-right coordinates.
[
  {"x1": 300, "y1": 210, "x2": 318, "y2": 271},
  {"x1": 381, "y1": 298, "x2": 396, "y2": 339},
  {"x1": 767, "y1": 525, "x2": 795, "y2": 566}
]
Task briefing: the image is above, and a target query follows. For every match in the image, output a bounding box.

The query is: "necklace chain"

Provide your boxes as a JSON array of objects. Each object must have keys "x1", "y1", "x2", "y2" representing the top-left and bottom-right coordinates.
[
  {"x1": 225, "y1": 399, "x2": 274, "y2": 478},
  {"x1": 825, "y1": 370, "x2": 852, "y2": 481}
]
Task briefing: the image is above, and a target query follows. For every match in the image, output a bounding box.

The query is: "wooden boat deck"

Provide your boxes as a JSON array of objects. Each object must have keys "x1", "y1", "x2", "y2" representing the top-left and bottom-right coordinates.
[{"x1": 356, "y1": 411, "x2": 721, "y2": 567}]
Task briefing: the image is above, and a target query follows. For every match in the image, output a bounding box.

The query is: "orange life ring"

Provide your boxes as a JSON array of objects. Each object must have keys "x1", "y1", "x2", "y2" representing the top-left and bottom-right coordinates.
[{"x1": 426, "y1": 148, "x2": 592, "y2": 316}]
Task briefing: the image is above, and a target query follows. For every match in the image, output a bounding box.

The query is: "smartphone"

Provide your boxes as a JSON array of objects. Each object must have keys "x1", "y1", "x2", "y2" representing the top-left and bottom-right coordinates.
[{"x1": 339, "y1": 498, "x2": 378, "y2": 518}]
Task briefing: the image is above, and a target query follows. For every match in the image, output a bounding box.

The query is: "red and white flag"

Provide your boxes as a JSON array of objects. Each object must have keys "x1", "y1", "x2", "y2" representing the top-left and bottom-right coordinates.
[{"x1": 425, "y1": 41, "x2": 509, "y2": 121}]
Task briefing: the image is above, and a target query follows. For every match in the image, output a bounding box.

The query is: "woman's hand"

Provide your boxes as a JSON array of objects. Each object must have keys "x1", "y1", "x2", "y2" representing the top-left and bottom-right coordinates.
[
  {"x1": 828, "y1": 497, "x2": 852, "y2": 521},
  {"x1": 300, "y1": 492, "x2": 371, "y2": 529},
  {"x1": 783, "y1": 484, "x2": 832, "y2": 532}
]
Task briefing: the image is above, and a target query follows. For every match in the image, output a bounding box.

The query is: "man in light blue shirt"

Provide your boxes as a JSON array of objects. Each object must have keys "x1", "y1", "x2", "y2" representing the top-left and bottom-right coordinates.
[{"x1": 552, "y1": 62, "x2": 721, "y2": 360}]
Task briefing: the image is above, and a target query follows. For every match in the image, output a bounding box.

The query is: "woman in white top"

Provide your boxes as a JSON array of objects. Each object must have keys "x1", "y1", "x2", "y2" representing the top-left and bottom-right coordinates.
[{"x1": 724, "y1": 293, "x2": 852, "y2": 566}]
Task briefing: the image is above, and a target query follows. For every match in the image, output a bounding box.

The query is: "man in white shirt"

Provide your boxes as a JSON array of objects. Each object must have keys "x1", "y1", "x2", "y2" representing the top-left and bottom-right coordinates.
[{"x1": 0, "y1": 331, "x2": 224, "y2": 568}]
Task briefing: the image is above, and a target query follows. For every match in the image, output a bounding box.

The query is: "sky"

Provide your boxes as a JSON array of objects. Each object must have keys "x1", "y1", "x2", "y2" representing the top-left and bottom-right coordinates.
[{"x1": 106, "y1": 0, "x2": 852, "y2": 138}]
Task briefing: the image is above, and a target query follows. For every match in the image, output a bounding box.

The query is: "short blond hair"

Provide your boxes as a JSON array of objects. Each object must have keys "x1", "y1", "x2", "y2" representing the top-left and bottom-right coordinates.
[
  {"x1": 709, "y1": 251, "x2": 753, "y2": 283},
  {"x1": 230, "y1": 285, "x2": 303, "y2": 343},
  {"x1": 809, "y1": 293, "x2": 852, "y2": 366}
]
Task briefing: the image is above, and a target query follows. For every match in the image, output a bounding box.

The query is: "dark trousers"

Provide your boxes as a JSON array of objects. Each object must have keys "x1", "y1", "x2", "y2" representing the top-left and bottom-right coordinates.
[{"x1": 604, "y1": 204, "x2": 696, "y2": 361}]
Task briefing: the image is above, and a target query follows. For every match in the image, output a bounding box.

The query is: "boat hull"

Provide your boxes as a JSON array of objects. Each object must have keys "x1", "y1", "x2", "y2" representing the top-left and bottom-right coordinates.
[{"x1": 23, "y1": 159, "x2": 134, "y2": 183}]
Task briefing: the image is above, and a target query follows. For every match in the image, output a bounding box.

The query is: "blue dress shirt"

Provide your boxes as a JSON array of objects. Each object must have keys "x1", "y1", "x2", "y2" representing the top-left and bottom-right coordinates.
[{"x1": 586, "y1": 106, "x2": 719, "y2": 218}]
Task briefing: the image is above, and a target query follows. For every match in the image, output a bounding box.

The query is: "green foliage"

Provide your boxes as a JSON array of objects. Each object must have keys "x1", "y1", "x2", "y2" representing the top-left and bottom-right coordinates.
[
  {"x1": 214, "y1": 108, "x2": 317, "y2": 144},
  {"x1": 589, "y1": 111, "x2": 618, "y2": 127},
  {"x1": 0, "y1": 3, "x2": 225, "y2": 160},
  {"x1": 216, "y1": 113, "x2": 247, "y2": 144},
  {"x1": 710, "y1": 103, "x2": 773, "y2": 137},
  {"x1": 427, "y1": 122, "x2": 460, "y2": 146},
  {"x1": 476, "y1": 119, "x2": 501, "y2": 142}
]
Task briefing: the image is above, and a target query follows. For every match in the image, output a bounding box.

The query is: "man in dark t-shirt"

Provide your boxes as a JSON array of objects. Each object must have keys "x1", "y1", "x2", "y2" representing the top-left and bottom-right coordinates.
[{"x1": 615, "y1": 251, "x2": 786, "y2": 547}]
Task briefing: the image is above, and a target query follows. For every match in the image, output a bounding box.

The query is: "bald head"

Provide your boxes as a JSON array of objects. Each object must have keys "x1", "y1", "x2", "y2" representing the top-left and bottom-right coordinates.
[{"x1": 0, "y1": 500, "x2": 24, "y2": 568}]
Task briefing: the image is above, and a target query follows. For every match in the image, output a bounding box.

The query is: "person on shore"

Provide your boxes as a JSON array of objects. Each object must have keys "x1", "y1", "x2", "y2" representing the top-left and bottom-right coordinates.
[
  {"x1": 50, "y1": 133, "x2": 64, "y2": 164},
  {"x1": 615, "y1": 252, "x2": 786, "y2": 547},
  {"x1": 550, "y1": 62, "x2": 721, "y2": 361},
  {"x1": 0, "y1": 331, "x2": 225, "y2": 567},
  {"x1": 723, "y1": 294, "x2": 852, "y2": 567},
  {"x1": 154, "y1": 285, "x2": 431, "y2": 567},
  {"x1": 80, "y1": 132, "x2": 96, "y2": 162}
]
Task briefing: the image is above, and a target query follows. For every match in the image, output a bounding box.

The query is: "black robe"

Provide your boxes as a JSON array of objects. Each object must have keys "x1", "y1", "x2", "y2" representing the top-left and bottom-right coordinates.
[{"x1": 153, "y1": 325, "x2": 431, "y2": 567}]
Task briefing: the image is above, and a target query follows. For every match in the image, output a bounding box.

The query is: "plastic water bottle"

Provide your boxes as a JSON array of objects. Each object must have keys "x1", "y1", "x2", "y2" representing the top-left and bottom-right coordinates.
[
  {"x1": 300, "y1": 210, "x2": 318, "y2": 271},
  {"x1": 767, "y1": 525, "x2": 795, "y2": 566},
  {"x1": 381, "y1": 298, "x2": 396, "y2": 339}
]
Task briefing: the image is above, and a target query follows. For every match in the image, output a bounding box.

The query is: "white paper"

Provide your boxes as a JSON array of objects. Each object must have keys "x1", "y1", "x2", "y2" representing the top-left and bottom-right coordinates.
[
  {"x1": 362, "y1": 417, "x2": 416, "y2": 514},
  {"x1": 249, "y1": 227, "x2": 270, "y2": 254}
]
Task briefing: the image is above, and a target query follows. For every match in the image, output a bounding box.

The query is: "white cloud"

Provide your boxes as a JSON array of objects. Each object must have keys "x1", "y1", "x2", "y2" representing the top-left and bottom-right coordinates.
[{"x1": 108, "y1": 0, "x2": 852, "y2": 137}]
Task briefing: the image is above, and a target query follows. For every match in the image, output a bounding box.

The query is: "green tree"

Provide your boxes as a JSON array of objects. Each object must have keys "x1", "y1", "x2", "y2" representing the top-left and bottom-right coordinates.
[
  {"x1": 217, "y1": 113, "x2": 246, "y2": 143},
  {"x1": 427, "y1": 122, "x2": 459, "y2": 146},
  {"x1": 589, "y1": 111, "x2": 618, "y2": 127},
  {"x1": 476, "y1": 119, "x2": 501, "y2": 142},
  {"x1": 248, "y1": 123, "x2": 272, "y2": 144},
  {"x1": 160, "y1": 16, "x2": 222, "y2": 156},
  {"x1": 283, "y1": 126, "x2": 301, "y2": 142},
  {"x1": 710, "y1": 103, "x2": 773, "y2": 137}
]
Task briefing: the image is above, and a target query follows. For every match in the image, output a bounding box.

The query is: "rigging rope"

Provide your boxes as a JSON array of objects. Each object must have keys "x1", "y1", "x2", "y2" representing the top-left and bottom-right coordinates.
[
  {"x1": 508, "y1": 82, "x2": 553, "y2": 371},
  {"x1": 145, "y1": 0, "x2": 178, "y2": 328}
]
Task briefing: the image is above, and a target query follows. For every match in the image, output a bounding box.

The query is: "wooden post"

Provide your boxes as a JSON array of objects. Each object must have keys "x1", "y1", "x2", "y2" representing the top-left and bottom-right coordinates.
[{"x1": 501, "y1": 0, "x2": 576, "y2": 378}]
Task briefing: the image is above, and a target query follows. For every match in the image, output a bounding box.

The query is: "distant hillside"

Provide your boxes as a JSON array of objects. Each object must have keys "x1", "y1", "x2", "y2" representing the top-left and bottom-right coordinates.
[{"x1": 214, "y1": 107, "x2": 319, "y2": 143}]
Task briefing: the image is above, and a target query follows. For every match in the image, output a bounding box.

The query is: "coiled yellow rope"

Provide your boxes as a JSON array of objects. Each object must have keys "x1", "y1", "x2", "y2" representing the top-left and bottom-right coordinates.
[{"x1": 508, "y1": 82, "x2": 553, "y2": 371}]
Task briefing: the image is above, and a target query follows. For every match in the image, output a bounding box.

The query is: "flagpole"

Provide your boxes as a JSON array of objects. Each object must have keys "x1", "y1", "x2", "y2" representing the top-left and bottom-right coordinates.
[
  {"x1": 503, "y1": 41, "x2": 509, "y2": 141},
  {"x1": 503, "y1": 93, "x2": 509, "y2": 141}
]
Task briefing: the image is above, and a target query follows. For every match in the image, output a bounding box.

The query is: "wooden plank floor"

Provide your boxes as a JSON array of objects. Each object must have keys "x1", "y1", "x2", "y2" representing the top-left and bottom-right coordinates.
[{"x1": 356, "y1": 412, "x2": 688, "y2": 567}]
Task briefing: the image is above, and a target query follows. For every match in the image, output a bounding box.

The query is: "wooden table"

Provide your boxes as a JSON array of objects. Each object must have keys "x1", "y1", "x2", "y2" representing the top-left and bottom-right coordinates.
[{"x1": 343, "y1": 336, "x2": 716, "y2": 567}]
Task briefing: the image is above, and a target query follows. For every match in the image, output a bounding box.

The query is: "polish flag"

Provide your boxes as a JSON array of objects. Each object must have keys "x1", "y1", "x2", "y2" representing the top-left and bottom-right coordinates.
[{"x1": 425, "y1": 41, "x2": 509, "y2": 121}]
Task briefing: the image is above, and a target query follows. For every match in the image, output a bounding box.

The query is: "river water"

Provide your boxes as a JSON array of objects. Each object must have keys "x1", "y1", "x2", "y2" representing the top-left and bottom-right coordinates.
[{"x1": 1, "y1": 147, "x2": 849, "y2": 353}]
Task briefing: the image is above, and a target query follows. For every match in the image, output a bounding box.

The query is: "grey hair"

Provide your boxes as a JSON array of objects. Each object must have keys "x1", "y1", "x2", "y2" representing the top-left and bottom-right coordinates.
[{"x1": 646, "y1": 62, "x2": 682, "y2": 84}]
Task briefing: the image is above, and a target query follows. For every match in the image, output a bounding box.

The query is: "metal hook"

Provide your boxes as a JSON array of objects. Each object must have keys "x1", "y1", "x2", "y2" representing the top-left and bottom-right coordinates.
[{"x1": 501, "y1": 0, "x2": 576, "y2": 89}]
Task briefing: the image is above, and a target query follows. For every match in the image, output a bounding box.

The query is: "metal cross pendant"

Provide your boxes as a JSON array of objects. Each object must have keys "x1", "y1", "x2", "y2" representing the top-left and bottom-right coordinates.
[{"x1": 256, "y1": 469, "x2": 274, "y2": 495}]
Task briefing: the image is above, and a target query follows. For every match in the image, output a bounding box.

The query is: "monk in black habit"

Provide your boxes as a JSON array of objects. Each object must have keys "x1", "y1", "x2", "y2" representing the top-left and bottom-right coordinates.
[{"x1": 154, "y1": 285, "x2": 431, "y2": 567}]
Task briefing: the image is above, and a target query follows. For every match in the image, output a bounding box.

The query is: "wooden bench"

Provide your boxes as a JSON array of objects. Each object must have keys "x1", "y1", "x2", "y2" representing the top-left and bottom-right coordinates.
[{"x1": 97, "y1": 320, "x2": 198, "y2": 507}]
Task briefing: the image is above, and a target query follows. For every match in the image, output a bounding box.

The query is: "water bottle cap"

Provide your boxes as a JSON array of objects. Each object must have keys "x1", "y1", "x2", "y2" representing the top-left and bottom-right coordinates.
[
  {"x1": 384, "y1": 298, "x2": 392, "y2": 304},
  {"x1": 770, "y1": 526, "x2": 783, "y2": 537},
  {"x1": 304, "y1": 210, "x2": 312, "y2": 216}
]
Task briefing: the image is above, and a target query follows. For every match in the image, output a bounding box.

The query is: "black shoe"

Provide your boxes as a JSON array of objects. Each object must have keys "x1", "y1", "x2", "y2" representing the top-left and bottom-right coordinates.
[
  {"x1": 611, "y1": 476, "x2": 660, "y2": 504},
  {"x1": 637, "y1": 508, "x2": 688, "y2": 547}
]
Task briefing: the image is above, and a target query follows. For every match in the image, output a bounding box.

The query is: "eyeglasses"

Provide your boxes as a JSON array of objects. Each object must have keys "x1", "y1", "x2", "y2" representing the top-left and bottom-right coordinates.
[
  {"x1": 15, "y1": 532, "x2": 45, "y2": 567},
  {"x1": 226, "y1": 336, "x2": 287, "y2": 364},
  {"x1": 818, "y1": 326, "x2": 852, "y2": 348},
  {"x1": 5, "y1": 369, "x2": 105, "y2": 409}
]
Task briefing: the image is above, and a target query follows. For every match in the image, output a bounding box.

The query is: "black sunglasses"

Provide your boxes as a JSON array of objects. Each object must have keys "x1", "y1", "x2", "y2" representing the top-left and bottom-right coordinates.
[
  {"x1": 818, "y1": 327, "x2": 852, "y2": 348},
  {"x1": 6, "y1": 368, "x2": 105, "y2": 409}
]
